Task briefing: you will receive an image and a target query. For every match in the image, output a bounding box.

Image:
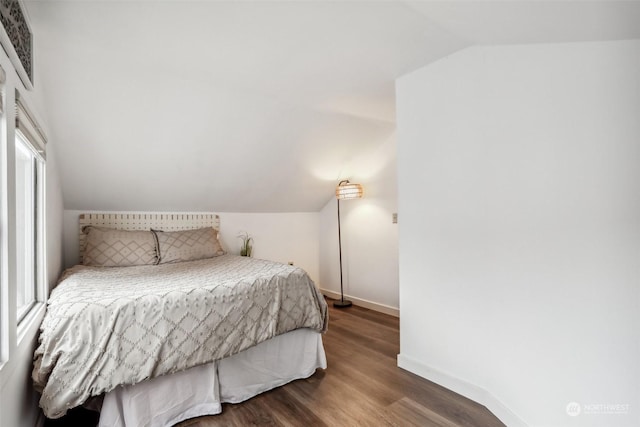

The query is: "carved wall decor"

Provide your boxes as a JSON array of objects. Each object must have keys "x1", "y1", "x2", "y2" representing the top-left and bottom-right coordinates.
[{"x1": 0, "y1": 0, "x2": 33, "y2": 89}]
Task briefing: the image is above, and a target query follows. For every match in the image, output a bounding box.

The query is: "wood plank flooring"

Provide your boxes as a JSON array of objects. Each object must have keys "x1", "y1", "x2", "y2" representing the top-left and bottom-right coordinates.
[
  {"x1": 45, "y1": 298, "x2": 505, "y2": 426},
  {"x1": 177, "y1": 298, "x2": 506, "y2": 427}
]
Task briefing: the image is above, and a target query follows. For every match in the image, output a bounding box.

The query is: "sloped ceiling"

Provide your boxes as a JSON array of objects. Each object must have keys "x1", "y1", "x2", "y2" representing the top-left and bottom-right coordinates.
[{"x1": 26, "y1": 1, "x2": 640, "y2": 212}]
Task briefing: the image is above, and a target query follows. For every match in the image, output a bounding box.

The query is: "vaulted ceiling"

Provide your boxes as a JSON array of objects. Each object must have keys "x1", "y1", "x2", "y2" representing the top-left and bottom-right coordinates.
[{"x1": 26, "y1": 1, "x2": 640, "y2": 212}]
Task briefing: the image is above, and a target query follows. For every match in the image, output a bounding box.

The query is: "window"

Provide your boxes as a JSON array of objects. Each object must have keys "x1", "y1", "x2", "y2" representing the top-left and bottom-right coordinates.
[
  {"x1": 15, "y1": 134, "x2": 42, "y2": 321},
  {"x1": 14, "y1": 91, "x2": 46, "y2": 326},
  {"x1": 0, "y1": 67, "x2": 4, "y2": 363}
]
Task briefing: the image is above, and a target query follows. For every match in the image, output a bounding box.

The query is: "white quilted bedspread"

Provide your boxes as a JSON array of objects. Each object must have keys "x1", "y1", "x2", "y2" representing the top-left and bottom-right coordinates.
[{"x1": 32, "y1": 255, "x2": 328, "y2": 419}]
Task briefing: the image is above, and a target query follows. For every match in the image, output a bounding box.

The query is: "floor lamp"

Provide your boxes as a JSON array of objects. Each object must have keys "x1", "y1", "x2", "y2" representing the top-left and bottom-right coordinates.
[{"x1": 334, "y1": 180, "x2": 363, "y2": 308}]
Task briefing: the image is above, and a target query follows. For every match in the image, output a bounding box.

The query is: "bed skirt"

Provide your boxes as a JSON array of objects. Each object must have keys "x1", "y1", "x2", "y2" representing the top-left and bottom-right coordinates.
[{"x1": 98, "y1": 328, "x2": 326, "y2": 427}]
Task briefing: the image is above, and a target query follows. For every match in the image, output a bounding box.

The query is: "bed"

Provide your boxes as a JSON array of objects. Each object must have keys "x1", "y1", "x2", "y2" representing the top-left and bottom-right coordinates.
[{"x1": 32, "y1": 213, "x2": 328, "y2": 426}]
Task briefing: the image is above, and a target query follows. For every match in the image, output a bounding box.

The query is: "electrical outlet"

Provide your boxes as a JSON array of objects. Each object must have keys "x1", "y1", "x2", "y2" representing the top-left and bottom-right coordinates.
[{"x1": 392, "y1": 213, "x2": 398, "y2": 224}]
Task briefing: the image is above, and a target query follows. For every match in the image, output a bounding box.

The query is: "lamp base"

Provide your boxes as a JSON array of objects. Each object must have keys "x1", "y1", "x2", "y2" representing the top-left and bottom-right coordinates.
[{"x1": 333, "y1": 299, "x2": 352, "y2": 308}]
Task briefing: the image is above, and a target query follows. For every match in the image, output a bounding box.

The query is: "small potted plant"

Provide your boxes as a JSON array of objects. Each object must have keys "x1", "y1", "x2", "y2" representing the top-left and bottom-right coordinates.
[{"x1": 238, "y1": 231, "x2": 253, "y2": 257}]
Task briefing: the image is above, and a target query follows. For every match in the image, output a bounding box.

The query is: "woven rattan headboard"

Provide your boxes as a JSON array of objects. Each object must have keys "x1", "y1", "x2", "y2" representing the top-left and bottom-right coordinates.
[{"x1": 78, "y1": 212, "x2": 221, "y2": 264}]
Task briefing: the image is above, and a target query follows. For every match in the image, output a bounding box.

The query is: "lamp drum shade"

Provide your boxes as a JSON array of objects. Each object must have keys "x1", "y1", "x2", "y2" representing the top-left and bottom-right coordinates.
[{"x1": 336, "y1": 182, "x2": 363, "y2": 200}]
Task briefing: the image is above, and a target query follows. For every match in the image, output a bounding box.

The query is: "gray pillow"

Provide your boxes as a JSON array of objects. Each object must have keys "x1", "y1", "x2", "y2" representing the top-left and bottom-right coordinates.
[
  {"x1": 153, "y1": 227, "x2": 225, "y2": 264},
  {"x1": 83, "y1": 226, "x2": 158, "y2": 267}
]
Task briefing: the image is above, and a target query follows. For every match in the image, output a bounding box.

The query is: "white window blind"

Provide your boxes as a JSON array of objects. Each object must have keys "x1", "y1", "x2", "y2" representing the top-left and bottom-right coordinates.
[{"x1": 15, "y1": 91, "x2": 46, "y2": 159}]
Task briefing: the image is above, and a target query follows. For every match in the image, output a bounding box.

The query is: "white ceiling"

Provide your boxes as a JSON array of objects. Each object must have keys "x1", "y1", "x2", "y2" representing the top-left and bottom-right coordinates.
[{"x1": 26, "y1": 0, "x2": 640, "y2": 212}]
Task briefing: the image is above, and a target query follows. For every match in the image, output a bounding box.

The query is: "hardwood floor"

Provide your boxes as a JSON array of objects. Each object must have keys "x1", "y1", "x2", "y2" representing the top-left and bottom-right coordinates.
[
  {"x1": 177, "y1": 298, "x2": 505, "y2": 427},
  {"x1": 45, "y1": 298, "x2": 505, "y2": 426}
]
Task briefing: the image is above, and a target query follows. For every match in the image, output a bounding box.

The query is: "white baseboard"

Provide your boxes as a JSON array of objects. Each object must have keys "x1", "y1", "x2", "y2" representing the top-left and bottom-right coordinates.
[
  {"x1": 397, "y1": 353, "x2": 528, "y2": 427},
  {"x1": 319, "y1": 288, "x2": 399, "y2": 317}
]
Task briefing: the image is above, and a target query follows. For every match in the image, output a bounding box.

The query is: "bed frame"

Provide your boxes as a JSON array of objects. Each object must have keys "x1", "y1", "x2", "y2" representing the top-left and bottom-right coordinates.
[{"x1": 78, "y1": 212, "x2": 220, "y2": 264}]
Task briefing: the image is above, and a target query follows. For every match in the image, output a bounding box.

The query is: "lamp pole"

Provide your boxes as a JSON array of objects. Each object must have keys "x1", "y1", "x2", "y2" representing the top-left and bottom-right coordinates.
[{"x1": 334, "y1": 183, "x2": 352, "y2": 308}]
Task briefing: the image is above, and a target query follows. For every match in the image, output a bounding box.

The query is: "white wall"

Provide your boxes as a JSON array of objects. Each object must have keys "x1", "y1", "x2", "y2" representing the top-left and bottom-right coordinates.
[
  {"x1": 46, "y1": 151, "x2": 65, "y2": 288},
  {"x1": 63, "y1": 211, "x2": 320, "y2": 284},
  {"x1": 318, "y1": 135, "x2": 399, "y2": 314},
  {"x1": 218, "y1": 212, "x2": 319, "y2": 284},
  {"x1": 396, "y1": 40, "x2": 640, "y2": 427},
  {"x1": 0, "y1": 35, "x2": 65, "y2": 427}
]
